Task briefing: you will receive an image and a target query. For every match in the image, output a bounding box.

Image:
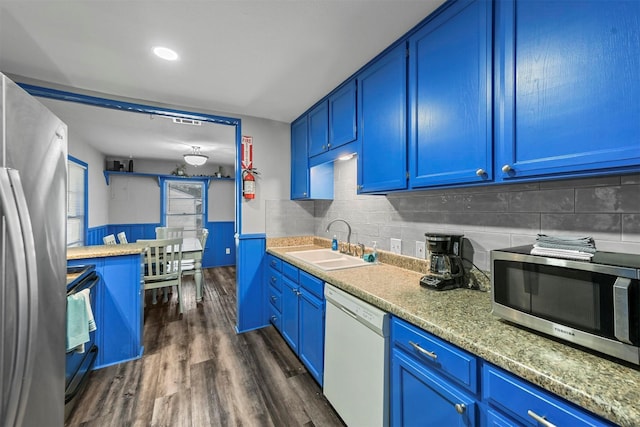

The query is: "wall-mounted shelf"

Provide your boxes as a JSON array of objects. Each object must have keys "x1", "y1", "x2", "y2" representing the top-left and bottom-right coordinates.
[{"x1": 103, "y1": 170, "x2": 234, "y2": 187}]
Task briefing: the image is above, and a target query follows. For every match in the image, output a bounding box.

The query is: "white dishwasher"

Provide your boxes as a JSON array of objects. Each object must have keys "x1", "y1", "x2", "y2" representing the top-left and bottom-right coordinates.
[{"x1": 324, "y1": 284, "x2": 389, "y2": 427}]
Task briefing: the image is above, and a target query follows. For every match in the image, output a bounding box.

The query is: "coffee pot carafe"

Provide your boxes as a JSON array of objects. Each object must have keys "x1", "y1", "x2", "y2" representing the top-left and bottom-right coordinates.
[{"x1": 420, "y1": 233, "x2": 467, "y2": 290}]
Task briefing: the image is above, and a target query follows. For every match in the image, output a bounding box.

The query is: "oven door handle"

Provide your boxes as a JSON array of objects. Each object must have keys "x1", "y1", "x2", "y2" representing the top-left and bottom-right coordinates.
[{"x1": 613, "y1": 277, "x2": 632, "y2": 344}]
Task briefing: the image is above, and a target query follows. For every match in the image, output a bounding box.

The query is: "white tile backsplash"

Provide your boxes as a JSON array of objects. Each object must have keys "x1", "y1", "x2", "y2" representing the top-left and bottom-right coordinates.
[{"x1": 266, "y1": 159, "x2": 640, "y2": 270}]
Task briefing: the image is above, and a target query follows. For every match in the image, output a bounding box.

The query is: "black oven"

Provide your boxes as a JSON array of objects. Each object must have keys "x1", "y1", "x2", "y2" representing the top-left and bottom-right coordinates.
[
  {"x1": 491, "y1": 246, "x2": 640, "y2": 365},
  {"x1": 65, "y1": 264, "x2": 99, "y2": 420}
]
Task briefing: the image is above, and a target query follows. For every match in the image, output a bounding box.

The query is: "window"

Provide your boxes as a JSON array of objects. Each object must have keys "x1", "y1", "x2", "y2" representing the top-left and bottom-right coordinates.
[
  {"x1": 67, "y1": 157, "x2": 87, "y2": 247},
  {"x1": 163, "y1": 180, "x2": 205, "y2": 239}
]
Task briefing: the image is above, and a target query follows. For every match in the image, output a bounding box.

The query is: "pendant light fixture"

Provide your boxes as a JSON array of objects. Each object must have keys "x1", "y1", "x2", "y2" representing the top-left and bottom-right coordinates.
[{"x1": 183, "y1": 146, "x2": 208, "y2": 166}]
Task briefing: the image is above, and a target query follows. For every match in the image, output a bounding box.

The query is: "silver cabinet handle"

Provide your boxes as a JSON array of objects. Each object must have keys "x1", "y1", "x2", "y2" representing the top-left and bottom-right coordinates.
[
  {"x1": 270, "y1": 315, "x2": 277, "y2": 322},
  {"x1": 271, "y1": 276, "x2": 277, "y2": 283},
  {"x1": 614, "y1": 277, "x2": 632, "y2": 344},
  {"x1": 455, "y1": 403, "x2": 466, "y2": 414},
  {"x1": 527, "y1": 410, "x2": 556, "y2": 427},
  {"x1": 501, "y1": 164, "x2": 513, "y2": 173},
  {"x1": 270, "y1": 295, "x2": 277, "y2": 302},
  {"x1": 409, "y1": 341, "x2": 438, "y2": 360},
  {"x1": 475, "y1": 168, "x2": 486, "y2": 177},
  {"x1": 0, "y1": 168, "x2": 39, "y2": 426}
]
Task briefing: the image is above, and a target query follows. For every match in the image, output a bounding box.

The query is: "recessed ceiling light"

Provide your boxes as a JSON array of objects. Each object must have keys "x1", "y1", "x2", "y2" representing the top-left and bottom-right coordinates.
[{"x1": 153, "y1": 46, "x2": 179, "y2": 61}]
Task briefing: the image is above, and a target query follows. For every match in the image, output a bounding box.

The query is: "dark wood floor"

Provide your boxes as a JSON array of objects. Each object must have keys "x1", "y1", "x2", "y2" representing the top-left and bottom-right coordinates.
[{"x1": 66, "y1": 267, "x2": 345, "y2": 427}]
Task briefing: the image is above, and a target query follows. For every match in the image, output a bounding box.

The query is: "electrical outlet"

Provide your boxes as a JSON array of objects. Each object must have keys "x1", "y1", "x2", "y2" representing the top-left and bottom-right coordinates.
[
  {"x1": 390, "y1": 238, "x2": 402, "y2": 255},
  {"x1": 416, "y1": 241, "x2": 426, "y2": 259},
  {"x1": 225, "y1": 248, "x2": 231, "y2": 254}
]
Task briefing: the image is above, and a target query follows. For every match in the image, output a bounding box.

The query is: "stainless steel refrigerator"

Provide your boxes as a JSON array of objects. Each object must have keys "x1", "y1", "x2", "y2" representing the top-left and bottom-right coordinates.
[{"x1": 1, "y1": 72, "x2": 68, "y2": 426}]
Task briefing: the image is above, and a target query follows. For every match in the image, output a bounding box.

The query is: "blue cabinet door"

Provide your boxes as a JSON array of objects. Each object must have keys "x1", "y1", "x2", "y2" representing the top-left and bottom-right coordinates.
[
  {"x1": 482, "y1": 364, "x2": 612, "y2": 427},
  {"x1": 281, "y1": 276, "x2": 299, "y2": 354},
  {"x1": 291, "y1": 116, "x2": 310, "y2": 199},
  {"x1": 308, "y1": 101, "x2": 329, "y2": 157},
  {"x1": 298, "y1": 288, "x2": 325, "y2": 386},
  {"x1": 391, "y1": 348, "x2": 477, "y2": 427},
  {"x1": 409, "y1": 0, "x2": 492, "y2": 188},
  {"x1": 495, "y1": 0, "x2": 640, "y2": 181},
  {"x1": 329, "y1": 80, "x2": 357, "y2": 150},
  {"x1": 68, "y1": 254, "x2": 143, "y2": 369},
  {"x1": 358, "y1": 43, "x2": 408, "y2": 193}
]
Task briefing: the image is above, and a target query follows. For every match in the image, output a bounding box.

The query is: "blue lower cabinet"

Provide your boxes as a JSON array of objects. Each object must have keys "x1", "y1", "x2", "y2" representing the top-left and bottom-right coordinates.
[
  {"x1": 281, "y1": 275, "x2": 300, "y2": 354},
  {"x1": 482, "y1": 364, "x2": 613, "y2": 427},
  {"x1": 485, "y1": 408, "x2": 520, "y2": 427},
  {"x1": 298, "y1": 287, "x2": 324, "y2": 385},
  {"x1": 391, "y1": 349, "x2": 478, "y2": 426},
  {"x1": 68, "y1": 253, "x2": 143, "y2": 369},
  {"x1": 268, "y1": 304, "x2": 282, "y2": 331},
  {"x1": 266, "y1": 256, "x2": 325, "y2": 386},
  {"x1": 391, "y1": 316, "x2": 478, "y2": 427}
]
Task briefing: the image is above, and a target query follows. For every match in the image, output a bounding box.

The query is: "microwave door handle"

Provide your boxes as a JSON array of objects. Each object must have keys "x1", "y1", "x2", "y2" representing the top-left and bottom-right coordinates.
[{"x1": 613, "y1": 277, "x2": 632, "y2": 344}]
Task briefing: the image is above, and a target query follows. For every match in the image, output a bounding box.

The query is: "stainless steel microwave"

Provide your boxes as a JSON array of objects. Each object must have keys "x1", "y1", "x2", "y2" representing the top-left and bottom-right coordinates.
[{"x1": 491, "y1": 246, "x2": 640, "y2": 365}]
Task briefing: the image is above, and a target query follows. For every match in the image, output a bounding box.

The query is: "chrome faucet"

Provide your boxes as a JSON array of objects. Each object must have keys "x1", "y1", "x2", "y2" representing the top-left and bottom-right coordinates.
[{"x1": 326, "y1": 218, "x2": 352, "y2": 255}]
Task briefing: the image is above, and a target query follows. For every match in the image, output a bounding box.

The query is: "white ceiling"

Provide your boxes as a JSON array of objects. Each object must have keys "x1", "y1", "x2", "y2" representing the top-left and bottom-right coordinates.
[{"x1": 0, "y1": 0, "x2": 446, "y2": 162}]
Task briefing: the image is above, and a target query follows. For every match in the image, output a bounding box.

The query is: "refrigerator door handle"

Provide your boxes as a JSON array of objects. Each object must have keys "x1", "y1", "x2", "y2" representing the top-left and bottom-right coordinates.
[{"x1": 0, "y1": 168, "x2": 39, "y2": 427}]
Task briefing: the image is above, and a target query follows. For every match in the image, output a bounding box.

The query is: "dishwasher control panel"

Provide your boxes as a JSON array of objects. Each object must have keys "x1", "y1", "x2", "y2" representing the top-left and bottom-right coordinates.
[{"x1": 324, "y1": 283, "x2": 388, "y2": 333}]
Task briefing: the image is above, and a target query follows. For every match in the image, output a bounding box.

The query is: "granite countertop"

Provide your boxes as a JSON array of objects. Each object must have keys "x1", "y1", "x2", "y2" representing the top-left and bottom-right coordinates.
[
  {"x1": 267, "y1": 241, "x2": 640, "y2": 427},
  {"x1": 67, "y1": 243, "x2": 147, "y2": 260}
]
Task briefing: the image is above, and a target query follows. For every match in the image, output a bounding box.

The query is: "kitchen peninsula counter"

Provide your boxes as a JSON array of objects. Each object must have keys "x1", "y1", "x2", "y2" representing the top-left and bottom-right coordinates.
[
  {"x1": 67, "y1": 242, "x2": 147, "y2": 260},
  {"x1": 67, "y1": 244, "x2": 145, "y2": 369},
  {"x1": 267, "y1": 240, "x2": 640, "y2": 427}
]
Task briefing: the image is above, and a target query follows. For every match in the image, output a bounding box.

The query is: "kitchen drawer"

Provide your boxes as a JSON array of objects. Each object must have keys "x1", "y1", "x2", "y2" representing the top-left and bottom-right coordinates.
[
  {"x1": 266, "y1": 268, "x2": 282, "y2": 291},
  {"x1": 391, "y1": 317, "x2": 478, "y2": 393},
  {"x1": 269, "y1": 304, "x2": 282, "y2": 332},
  {"x1": 268, "y1": 284, "x2": 282, "y2": 313},
  {"x1": 266, "y1": 254, "x2": 282, "y2": 272},
  {"x1": 282, "y1": 262, "x2": 299, "y2": 281},
  {"x1": 483, "y1": 364, "x2": 612, "y2": 427},
  {"x1": 299, "y1": 270, "x2": 323, "y2": 299}
]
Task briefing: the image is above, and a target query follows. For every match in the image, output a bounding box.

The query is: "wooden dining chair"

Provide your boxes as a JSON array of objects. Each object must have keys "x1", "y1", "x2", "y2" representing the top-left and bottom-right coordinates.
[
  {"x1": 117, "y1": 231, "x2": 128, "y2": 244},
  {"x1": 103, "y1": 234, "x2": 117, "y2": 245},
  {"x1": 155, "y1": 227, "x2": 184, "y2": 239},
  {"x1": 140, "y1": 238, "x2": 184, "y2": 314}
]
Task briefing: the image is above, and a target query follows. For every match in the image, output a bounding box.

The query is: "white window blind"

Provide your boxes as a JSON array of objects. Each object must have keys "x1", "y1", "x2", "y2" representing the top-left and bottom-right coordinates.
[
  {"x1": 164, "y1": 180, "x2": 204, "y2": 239},
  {"x1": 67, "y1": 160, "x2": 86, "y2": 247}
]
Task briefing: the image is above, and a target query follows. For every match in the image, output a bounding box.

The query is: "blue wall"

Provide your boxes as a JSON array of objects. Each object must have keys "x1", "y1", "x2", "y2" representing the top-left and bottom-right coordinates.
[{"x1": 87, "y1": 221, "x2": 236, "y2": 268}]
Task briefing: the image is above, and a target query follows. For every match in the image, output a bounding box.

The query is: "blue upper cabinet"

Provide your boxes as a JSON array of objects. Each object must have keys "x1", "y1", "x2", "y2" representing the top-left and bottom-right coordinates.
[
  {"x1": 495, "y1": 0, "x2": 640, "y2": 181},
  {"x1": 291, "y1": 114, "x2": 334, "y2": 200},
  {"x1": 329, "y1": 80, "x2": 357, "y2": 150},
  {"x1": 409, "y1": 0, "x2": 493, "y2": 188},
  {"x1": 357, "y1": 43, "x2": 408, "y2": 193},
  {"x1": 308, "y1": 101, "x2": 329, "y2": 158},
  {"x1": 291, "y1": 116, "x2": 310, "y2": 199}
]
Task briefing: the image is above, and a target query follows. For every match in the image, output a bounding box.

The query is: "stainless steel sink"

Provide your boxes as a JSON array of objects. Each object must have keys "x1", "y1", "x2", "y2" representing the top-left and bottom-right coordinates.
[{"x1": 287, "y1": 248, "x2": 372, "y2": 271}]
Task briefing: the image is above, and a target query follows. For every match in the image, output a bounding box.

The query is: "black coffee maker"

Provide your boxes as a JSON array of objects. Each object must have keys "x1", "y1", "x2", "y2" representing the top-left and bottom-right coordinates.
[{"x1": 420, "y1": 233, "x2": 466, "y2": 290}]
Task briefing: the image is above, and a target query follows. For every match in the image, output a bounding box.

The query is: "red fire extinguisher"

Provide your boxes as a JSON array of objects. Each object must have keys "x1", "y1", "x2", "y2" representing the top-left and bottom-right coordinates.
[{"x1": 242, "y1": 168, "x2": 257, "y2": 200}]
